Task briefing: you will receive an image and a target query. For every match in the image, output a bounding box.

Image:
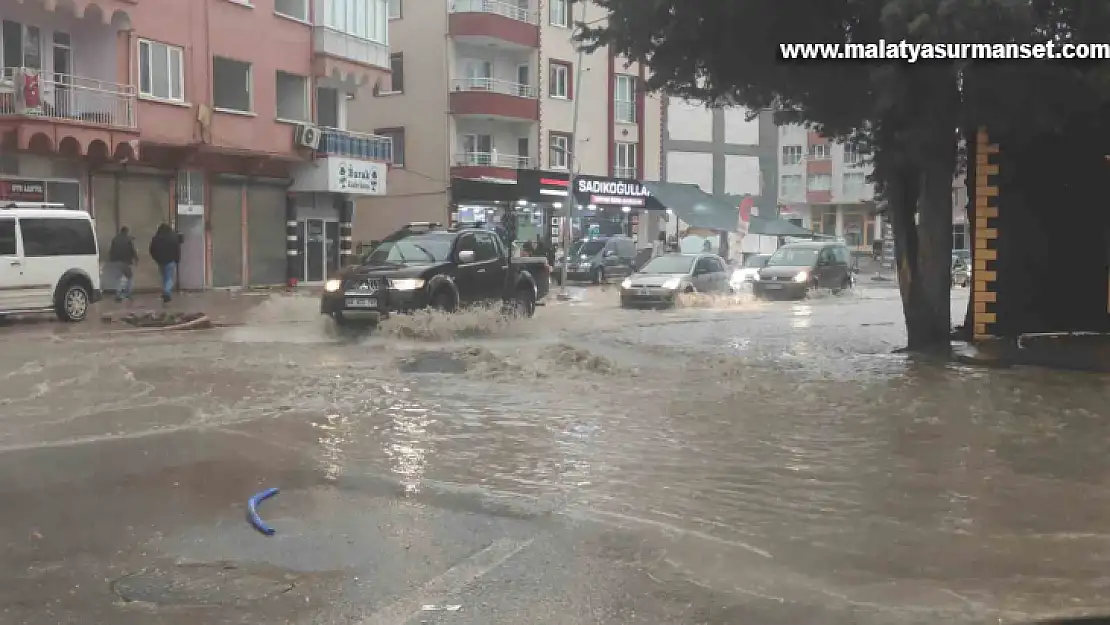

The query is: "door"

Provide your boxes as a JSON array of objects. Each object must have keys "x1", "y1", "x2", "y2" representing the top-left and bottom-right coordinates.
[
  {"x1": 177, "y1": 214, "x2": 206, "y2": 289},
  {"x1": 601, "y1": 240, "x2": 623, "y2": 275},
  {"x1": 815, "y1": 247, "x2": 836, "y2": 287},
  {"x1": 516, "y1": 64, "x2": 529, "y2": 96},
  {"x1": 692, "y1": 256, "x2": 715, "y2": 291},
  {"x1": 472, "y1": 231, "x2": 506, "y2": 301},
  {"x1": 462, "y1": 135, "x2": 492, "y2": 165},
  {"x1": 453, "y1": 232, "x2": 482, "y2": 304},
  {"x1": 305, "y1": 218, "x2": 326, "y2": 283},
  {"x1": 0, "y1": 216, "x2": 31, "y2": 311},
  {"x1": 52, "y1": 32, "x2": 72, "y2": 118},
  {"x1": 466, "y1": 60, "x2": 493, "y2": 89},
  {"x1": 517, "y1": 137, "x2": 529, "y2": 165},
  {"x1": 709, "y1": 256, "x2": 730, "y2": 292}
]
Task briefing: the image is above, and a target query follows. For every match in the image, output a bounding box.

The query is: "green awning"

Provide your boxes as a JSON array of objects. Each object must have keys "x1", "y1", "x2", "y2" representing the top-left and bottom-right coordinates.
[{"x1": 641, "y1": 182, "x2": 739, "y2": 231}]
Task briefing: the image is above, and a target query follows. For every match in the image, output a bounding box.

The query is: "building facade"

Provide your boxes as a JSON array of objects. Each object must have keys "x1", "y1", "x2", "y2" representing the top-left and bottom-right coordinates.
[
  {"x1": 777, "y1": 124, "x2": 879, "y2": 253},
  {"x1": 353, "y1": 0, "x2": 664, "y2": 247},
  {"x1": 0, "y1": 0, "x2": 393, "y2": 290}
]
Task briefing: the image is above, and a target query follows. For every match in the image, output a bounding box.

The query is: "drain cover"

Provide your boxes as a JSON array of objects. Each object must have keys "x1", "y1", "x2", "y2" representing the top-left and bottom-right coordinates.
[{"x1": 113, "y1": 563, "x2": 294, "y2": 606}]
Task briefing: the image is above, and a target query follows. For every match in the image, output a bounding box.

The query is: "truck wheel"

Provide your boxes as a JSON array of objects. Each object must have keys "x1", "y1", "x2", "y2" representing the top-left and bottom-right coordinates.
[
  {"x1": 508, "y1": 286, "x2": 536, "y2": 318},
  {"x1": 431, "y1": 289, "x2": 456, "y2": 313},
  {"x1": 55, "y1": 280, "x2": 91, "y2": 322}
]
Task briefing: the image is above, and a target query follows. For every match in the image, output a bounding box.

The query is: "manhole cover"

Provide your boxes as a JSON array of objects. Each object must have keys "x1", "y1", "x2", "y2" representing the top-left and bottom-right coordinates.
[{"x1": 112, "y1": 563, "x2": 294, "y2": 606}]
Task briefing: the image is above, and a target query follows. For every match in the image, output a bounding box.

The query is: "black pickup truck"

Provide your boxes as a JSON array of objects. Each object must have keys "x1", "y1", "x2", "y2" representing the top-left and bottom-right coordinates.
[{"x1": 321, "y1": 222, "x2": 550, "y2": 325}]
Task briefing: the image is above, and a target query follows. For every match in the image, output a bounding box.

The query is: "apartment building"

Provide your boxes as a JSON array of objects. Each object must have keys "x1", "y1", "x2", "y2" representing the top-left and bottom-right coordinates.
[
  {"x1": 0, "y1": 0, "x2": 392, "y2": 290},
  {"x1": 777, "y1": 125, "x2": 879, "y2": 252},
  {"x1": 356, "y1": 0, "x2": 664, "y2": 246}
]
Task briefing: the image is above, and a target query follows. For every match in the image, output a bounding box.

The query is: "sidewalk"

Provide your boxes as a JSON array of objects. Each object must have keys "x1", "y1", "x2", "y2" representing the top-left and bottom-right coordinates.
[{"x1": 955, "y1": 333, "x2": 1110, "y2": 373}]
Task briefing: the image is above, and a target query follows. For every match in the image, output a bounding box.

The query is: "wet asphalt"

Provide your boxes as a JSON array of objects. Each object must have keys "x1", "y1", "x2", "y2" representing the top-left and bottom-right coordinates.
[{"x1": 2, "y1": 283, "x2": 1110, "y2": 624}]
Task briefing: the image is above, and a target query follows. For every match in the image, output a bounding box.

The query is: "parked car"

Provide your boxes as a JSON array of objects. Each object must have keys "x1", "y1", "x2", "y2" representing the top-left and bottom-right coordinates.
[
  {"x1": 951, "y1": 253, "x2": 971, "y2": 288},
  {"x1": 729, "y1": 253, "x2": 771, "y2": 290},
  {"x1": 553, "y1": 236, "x2": 637, "y2": 285},
  {"x1": 320, "y1": 222, "x2": 550, "y2": 326},
  {"x1": 0, "y1": 204, "x2": 102, "y2": 322},
  {"x1": 753, "y1": 241, "x2": 854, "y2": 300},
  {"x1": 619, "y1": 253, "x2": 731, "y2": 308}
]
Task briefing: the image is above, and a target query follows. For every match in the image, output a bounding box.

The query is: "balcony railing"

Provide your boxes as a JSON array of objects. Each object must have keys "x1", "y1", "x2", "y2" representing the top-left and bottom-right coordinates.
[
  {"x1": 317, "y1": 127, "x2": 393, "y2": 162},
  {"x1": 454, "y1": 152, "x2": 531, "y2": 169},
  {"x1": 314, "y1": 26, "x2": 389, "y2": 69},
  {"x1": 0, "y1": 67, "x2": 136, "y2": 129},
  {"x1": 450, "y1": 0, "x2": 537, "y2": 24},
  {"x1": 614, "y1": 101, "x2": 636, "y2": 124},
  {"x1": 451, "y1": 77, "x2": 536, "y2": 98},
  {"x1": 613, "y1": 166, "x2": 637, "y2": 179}
]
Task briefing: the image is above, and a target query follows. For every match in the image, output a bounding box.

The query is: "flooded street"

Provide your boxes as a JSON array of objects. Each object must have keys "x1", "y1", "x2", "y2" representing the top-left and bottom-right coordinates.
[{"x1": 3, "y1": 285, "x2": 1110, "y2": 624}]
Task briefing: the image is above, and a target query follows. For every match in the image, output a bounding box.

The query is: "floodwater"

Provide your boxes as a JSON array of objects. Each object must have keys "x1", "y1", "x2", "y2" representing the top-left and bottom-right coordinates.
[{"x1": 2, "y1": 284, "x2": 1110, "y2": 624}]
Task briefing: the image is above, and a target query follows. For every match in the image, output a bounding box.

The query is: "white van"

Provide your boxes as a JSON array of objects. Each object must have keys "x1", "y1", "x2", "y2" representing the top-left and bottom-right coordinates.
[{"x1": 0, "y1": 203, "x2": 102, "y2": 322}]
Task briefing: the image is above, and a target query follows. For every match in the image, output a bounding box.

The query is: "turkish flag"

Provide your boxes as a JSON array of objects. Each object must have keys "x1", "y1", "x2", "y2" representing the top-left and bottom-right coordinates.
[
  {"x1": 22, "y1": 71, "x2": 41, "y2": 108},
  {"x1": 738, "y1": 196, "x2": 753, "y2": 223}
]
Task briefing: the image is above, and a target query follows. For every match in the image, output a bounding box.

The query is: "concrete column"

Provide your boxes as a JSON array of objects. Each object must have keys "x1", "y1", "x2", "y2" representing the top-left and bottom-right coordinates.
[
  {"x1": 873, "y1": 213, "x2": 882, "y2": 244},
  {"x1": 285, "y1": 194, "x2": 299, "y2": 285},
  {"x1": 834, "y1": 205, "x2": 844, "y2": 238},
  {"x1": 336, "y1": 195, "x2": 354, "y2": 265}
]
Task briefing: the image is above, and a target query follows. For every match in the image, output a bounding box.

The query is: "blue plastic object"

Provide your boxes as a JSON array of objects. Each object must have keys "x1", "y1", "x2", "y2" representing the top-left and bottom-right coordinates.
[{"x1": 246, "y1": 487, "x2": 280, "y2": 536}]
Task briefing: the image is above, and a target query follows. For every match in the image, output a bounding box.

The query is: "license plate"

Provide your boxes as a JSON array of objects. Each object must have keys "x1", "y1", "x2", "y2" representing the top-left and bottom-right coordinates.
[
  {"x1": 638, "y1": 288, "x2": 650, "y2": 295},
  {"x1": 346, "y1": 297, "x2": 377, "y2": 308},
  {"x1": 764, "y1": 283, "x2": 783, "y2": 290}
]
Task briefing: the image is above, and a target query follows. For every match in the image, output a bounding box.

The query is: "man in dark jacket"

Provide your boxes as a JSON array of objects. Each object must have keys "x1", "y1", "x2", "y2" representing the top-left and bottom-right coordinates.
[
  {"x1": 108, "y1": 226, "x2": 138, "y2": 302},
  {"x1": 149, "y1": 223, "x2": 180, "y2": 303}
]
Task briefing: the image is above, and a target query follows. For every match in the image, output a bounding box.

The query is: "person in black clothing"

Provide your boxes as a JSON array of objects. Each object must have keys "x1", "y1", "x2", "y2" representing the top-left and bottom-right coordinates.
[
  {"x1": 149, "y1": 223, "x2": 181, "y2": 303},
  {"x1": 108, "y1": 226, "x2": 138, "y2": 302}
]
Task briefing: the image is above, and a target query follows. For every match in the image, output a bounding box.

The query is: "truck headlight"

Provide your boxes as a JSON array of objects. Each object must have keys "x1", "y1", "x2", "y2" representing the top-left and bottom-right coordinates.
[
  {"x1": 324, "y1": 279, "x2": 342, "y2": 292},
  {"x1": 620, "y1": 278, "x2": 632, "y2": 289},
  {"x1": 792, "y1": 271, "x2": 809, "y2": 283},
  {"x1": 389, "y1": 278, "x2": 425, "y2": 291},
  {"x1": 662, "y1": 277, "x2": 681, "y2": 290}
]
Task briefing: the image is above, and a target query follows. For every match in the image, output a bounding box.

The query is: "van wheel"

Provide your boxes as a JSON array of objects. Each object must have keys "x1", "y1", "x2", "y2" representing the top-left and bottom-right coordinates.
[
  {"x1": 55, "y1": 281, "x2": 90, "y2": 322},
  {"x1": 832, "y1": 277, "x2": 852, "y2": 295}
]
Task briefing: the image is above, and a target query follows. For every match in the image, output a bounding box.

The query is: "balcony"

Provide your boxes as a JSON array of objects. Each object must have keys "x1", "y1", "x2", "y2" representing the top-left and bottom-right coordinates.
[
  {"x1": 450, "y1": 78, "x2": 539, "y2": 121},
  {"x1": 316, "y1": 126, "x2": 392, "y2": 163},
  {"x1": 0, "y1": 67, "x2": 139, "y2": 158},
  {"x1": 612, "y1": 166, "x2": 637, "y2": 179},
  {"x1": 451, "y1": 151, "x2": 531, "y2": 181},
  {"x1": 313, "y1": 26, "x2": 389, "y2": 90},
  {"x1": 449, "y1": 0, "x2": 540, "y2": 49},
  {"x1": 805, "y1": 155, "x2": 832, "y2": 175}
]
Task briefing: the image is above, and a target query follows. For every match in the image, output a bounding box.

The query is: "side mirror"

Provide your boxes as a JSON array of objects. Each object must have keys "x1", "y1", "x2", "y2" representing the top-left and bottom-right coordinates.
[
  {"x1": 458, "y1": 250, "x2": 476, "y2": 263},
  {"x1": 603, "y1": 249, "x2": 615, "y2": 257}
]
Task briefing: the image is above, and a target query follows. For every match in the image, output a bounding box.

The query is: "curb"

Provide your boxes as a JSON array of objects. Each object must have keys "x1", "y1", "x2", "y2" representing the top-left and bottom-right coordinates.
[{"x1": 104, "y1": 314, "x2": 213, "y2": 334}]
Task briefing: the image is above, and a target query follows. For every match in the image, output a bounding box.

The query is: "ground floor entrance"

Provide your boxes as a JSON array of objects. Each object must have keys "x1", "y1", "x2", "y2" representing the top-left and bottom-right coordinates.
[{"x1": 295, "y1": 218, "x2": 340, "y2": 284}]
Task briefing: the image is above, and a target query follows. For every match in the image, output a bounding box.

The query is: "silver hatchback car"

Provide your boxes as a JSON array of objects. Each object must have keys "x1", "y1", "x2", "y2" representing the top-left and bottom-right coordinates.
[{"x1": 619, "y1": 253, "x2": 731, "y2": 308}]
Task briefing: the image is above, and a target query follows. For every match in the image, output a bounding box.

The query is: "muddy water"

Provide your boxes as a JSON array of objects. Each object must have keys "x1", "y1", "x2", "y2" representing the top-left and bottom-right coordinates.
[{"x1": 4, "y1": 286, "x2": 1110, "y2": 621}]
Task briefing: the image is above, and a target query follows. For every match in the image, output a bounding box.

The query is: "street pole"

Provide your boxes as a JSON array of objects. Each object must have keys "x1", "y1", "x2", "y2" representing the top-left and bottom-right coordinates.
[{"x1": 558, "y1": 0, "x2": 587, "y2": 299}]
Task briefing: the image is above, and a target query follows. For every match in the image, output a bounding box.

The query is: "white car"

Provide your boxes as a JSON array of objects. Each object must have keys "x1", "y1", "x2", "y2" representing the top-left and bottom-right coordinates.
[
  {"x1": 0, "y1": 204, "x2": 102, "y2": 322},
  {"x1": 729, "y1": 253, "x2": 772, "y2": 289}
]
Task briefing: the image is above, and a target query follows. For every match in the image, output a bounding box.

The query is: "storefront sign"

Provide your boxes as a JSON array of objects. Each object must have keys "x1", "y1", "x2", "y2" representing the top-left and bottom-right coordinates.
[
  {"x1": 516, "y1": 169, "x2": 664, "y2": 209},
  {"x1": 0, "y1": 179, "x2": 46, "y2": 203},
  {"x1": 291, "y1": 158, "x2": 388, "y2": 196}
]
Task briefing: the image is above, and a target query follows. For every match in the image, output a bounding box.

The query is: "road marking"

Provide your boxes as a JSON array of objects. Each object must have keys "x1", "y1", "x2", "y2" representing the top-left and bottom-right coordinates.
[{"x1": 357, "y1": 537, "x2": 533, "y2": 624}]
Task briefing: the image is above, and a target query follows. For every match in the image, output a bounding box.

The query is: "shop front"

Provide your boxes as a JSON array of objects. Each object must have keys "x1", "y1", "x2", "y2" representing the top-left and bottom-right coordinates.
[{"x1": 291, "y1": 156, "x2": 388, "y2": 284}]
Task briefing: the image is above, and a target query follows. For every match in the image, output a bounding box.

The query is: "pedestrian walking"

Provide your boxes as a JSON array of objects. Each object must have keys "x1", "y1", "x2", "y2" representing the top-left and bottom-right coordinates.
[
  {"x1": 149, "y1": 223, "x2": 180, "y2": 303},
  {"x1": 107, "y1": 226, "x2": 138, "y2": 302}
]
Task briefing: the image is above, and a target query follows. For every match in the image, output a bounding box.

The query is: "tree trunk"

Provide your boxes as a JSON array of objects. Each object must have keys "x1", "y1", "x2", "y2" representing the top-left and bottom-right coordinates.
[
  {"x1": 915, "y1": 143, "x2": 957, "y2": 349},
  {"x1": 888, "y1": 167, "x2": 932, "y2": 349}
]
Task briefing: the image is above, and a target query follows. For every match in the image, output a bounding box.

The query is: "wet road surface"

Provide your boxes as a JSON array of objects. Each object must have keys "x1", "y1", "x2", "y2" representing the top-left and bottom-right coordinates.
[{"x1": 2, "y1": 285, "x2": 1110, "y2": 624}]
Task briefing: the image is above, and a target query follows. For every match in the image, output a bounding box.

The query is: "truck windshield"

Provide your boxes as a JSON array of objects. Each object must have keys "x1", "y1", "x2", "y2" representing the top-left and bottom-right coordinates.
[{"x1": 364, "y1": 233, "x2": 454, "y2": 264}]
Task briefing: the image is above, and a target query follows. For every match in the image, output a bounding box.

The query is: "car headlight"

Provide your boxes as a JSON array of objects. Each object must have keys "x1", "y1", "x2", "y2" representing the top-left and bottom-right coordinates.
[
  {"x1": 792, "y1": 271, "x2": 809, "y2": 283},
  {"x1": 389, "y1": 278, "x2": 425, "y2": 291},
  {"x1": 620, "y1": 277, "x2": 632, "y2": 289},
  {"x1": 662, "y1": 277, "x2": 682, "y2": 289},
  {"x1": 324, "y1": 279, "x2": 342, "y2": 292}
]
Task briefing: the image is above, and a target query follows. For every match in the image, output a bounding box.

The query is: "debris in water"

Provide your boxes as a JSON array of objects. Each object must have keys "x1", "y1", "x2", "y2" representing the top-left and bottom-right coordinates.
[
  {"x1": 246, "y1": 487, "x2": 280, "y2": 536},
  {"x1": 421, "y1": 604, "x2": 462, "y2": 612}
]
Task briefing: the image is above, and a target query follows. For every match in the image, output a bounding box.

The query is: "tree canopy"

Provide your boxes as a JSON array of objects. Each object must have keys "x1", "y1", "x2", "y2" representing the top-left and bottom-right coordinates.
[{"x1": 579, "y1": 0, "x2": 1110, "y2": 349}]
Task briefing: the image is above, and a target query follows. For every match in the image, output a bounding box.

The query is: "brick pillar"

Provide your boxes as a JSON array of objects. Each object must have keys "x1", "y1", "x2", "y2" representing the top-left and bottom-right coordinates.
[
  {"x1": 972, "y1": 127, "x2": 1000, "y2": 340},
  {"x1": 337, "y1": 195, "x2": 354, "y2": 265},
  {"x1": 285, "y1": 194, "x2": 299, "y2": 285}
]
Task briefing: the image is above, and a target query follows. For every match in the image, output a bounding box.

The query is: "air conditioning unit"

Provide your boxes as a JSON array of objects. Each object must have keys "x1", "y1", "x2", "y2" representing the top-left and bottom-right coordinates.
[{"x1": 295, "y1": 124, "x2": 321, "y2": 150}]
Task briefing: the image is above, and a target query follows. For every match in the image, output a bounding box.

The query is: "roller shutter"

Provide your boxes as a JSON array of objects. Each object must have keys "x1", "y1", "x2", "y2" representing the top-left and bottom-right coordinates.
[
  {"x1": 246, "y1": 183, "x2": 287, "y2": 286},
  {"x1": 117, "y1": 175, "x2": 171, "y2": 291},
  {"x1": 210, "y1": 182, "x2": 243, "y2": 288}
]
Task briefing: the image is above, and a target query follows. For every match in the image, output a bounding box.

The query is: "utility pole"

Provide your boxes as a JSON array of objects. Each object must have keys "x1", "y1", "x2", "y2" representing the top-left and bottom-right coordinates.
[{"x1": 558, "y1": 0, "x2": 587, "y2": 298}]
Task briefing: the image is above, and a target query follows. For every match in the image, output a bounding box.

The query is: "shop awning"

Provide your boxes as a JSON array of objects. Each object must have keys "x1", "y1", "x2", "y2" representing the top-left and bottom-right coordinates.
[{"x1": 641, "y1": 181, "x2": 739, "y2": 231}]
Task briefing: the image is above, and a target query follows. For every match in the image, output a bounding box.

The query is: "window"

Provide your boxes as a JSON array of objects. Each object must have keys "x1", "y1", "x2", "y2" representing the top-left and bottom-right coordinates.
[
  {"x1": 549, "y1": 132, "x2": 571, "y2": 169},
  {"x1": 212, "y1": 56, "x2": 252, "y2": 112},
  {"x1": 461, "y1": 134, "x2": 493, "y2": 164},
  {"x1": 843, "y1": 172, "x2": 867, "y2": 195},
  {"x1": 316, "y1": 0, "x2": 388, "y2": 44},
  {"x1": 807, "y1": 174, "x2": 831, "y2": 191},
  {"x1": 19, "y1": 218, "x2": 96, "y2": 256},
  {"x1": 833, "y1": 246, "x2": 850, "y2": 264},
  {"x1": 614, "y1": 142, "x2": 637, "y2": 178},
  {"x1": 2, "y1": 21, "x2": 42, "y2": 70},
  {"x1": 809, "y1": 143, "x2": 828, "y2": 159},
  {"x1": 316, "y1": 87, "x2": 340, "y2": 127},
  {"x1": 473, "y1": 232, "x2": 498, "y2": 262},
  {"x1": 843, "y1": 143, "x2": 861, "y2": 165},
  {"x1": 953, "y1": 224, "x2": 967, "y2": 250},
  {"x1": 375, "y1": 127, "x2": 405, "y2": 167},
  {"x1": 386, "y1": 53, "x2": 403, "y2": 92},
  {"x1": 138, "y1": 40, "x2": 185, "y2": 102},
  {"x1": 781, "y1": 145, "x2": 802, "y2": 165},
  {"x1": 780, "y1": 174, "x2": 803, "y2": 197},
  {"x1": 548, "y1": 61, "x2": 570, "y2": 99},
  {"x1": 275, "y1": 71, "x2": 309, "y2": 121},
  {"x1": 614, "y1": 75, "x2": 636, "y2": 123},
  {"x1": 388, "y1": 0, "x2": 402, "y2": 19},
  {"x1": 0, "y1": 219, "x2": 15, "y2": 256},
  {"x1": 549, "y1": 0, "x2": 568, "y2": 26},
  {"x1": 275, "y1": 0, "x2": 309, "y2": 21},
  {"x1": 177, "y1": 170, "x2": 205, "y2": 209}
]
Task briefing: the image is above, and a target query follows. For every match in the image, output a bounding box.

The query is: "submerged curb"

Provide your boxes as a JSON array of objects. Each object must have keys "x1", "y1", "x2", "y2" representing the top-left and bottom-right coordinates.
[{"x1": 102, "y1": 313, "x2": 213, "y2": 334}]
